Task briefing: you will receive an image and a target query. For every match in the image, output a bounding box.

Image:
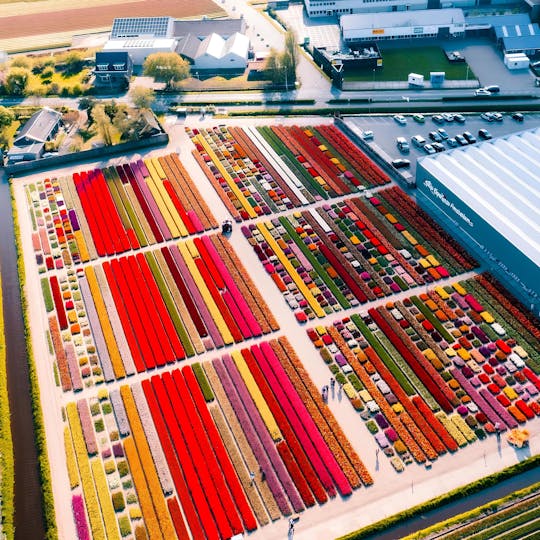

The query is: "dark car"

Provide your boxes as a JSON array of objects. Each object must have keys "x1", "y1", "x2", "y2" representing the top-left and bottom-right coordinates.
[
  {"x1": 485, "y1": 85, "x2": 500, "y2": 93},
  {"x1": 463, "y1": 131, "x2": 477, "y2": 144},
  {"x1": 512, "y1": 112, "x2": 524, "y2": 122},
  {"x1": 478, "y1": 129, "x2": 492, "y2": 140},
  {"x1": 391, "y1": 159, "x2": 411, "y2": 169},
  {"x1": 432, "y1": 142, "x2": 445, "y2": 153},
  {"x1": 432, "y1": 115, "x2": 445, "y2": 124},
  {"x1": 429, "y1": 131, "x2": 442, "y2": 142},
  {"x1": 453, "y1": 114, "x2": 466, "y2": 123},
  {"x1": 455, "y1": 134, "x2": 468, "y2": 146}
]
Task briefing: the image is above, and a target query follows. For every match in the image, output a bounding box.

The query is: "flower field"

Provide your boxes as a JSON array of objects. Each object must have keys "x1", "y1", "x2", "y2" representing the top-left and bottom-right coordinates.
[
  {"x1": 308, "y1": 276, "x2": 540, "y2": 471},
  {"x1": 187, "y1": 124, "x2": 390, "y2": 221},
  {"x1": 62, "y1": 339, "x2": 372, "y2": 539},
  {"x1": 25, "y1": 153, "x2": 218, "y2": 270},
  {"x1": 240, "y1": 190, "x2": 477, "y2": 321}
]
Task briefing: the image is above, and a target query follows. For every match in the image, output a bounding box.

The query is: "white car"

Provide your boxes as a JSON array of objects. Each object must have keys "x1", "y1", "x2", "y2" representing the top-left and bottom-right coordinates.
[
  {"x1": 393, "y1": 115, "x2": 407, "y2": 125},
  {"x1": 362, "y1": 130, "x2": 374, "y2": 140},
  {"x1": 475, "y1": 88, "x2": 491, "y2": 96}
]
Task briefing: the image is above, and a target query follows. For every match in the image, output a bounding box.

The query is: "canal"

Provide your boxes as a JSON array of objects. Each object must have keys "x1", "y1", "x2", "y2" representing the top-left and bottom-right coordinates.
[{"x1": 0, "y1": 172, "x2": 45, "y2": 540}]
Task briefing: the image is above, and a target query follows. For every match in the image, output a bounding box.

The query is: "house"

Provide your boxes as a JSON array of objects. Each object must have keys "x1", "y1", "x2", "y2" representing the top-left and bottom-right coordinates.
[
  {"x1": 7, "y1": 107, "x2": 62, "y2": 163},
  {"x1": 93, "y1": 51, "x2": 133, "y2": 88}
]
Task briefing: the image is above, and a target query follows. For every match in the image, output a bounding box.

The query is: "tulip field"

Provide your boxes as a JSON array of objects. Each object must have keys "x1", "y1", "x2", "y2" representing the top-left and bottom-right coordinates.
[
  {"x1": 187, "y1": 124, "x2": 390, "y2": 221},
  {"x1": 14, "y1": 119, "x2": 540, "y2": 540},
  {"x1": 308, "y1": 275, "x2": 540, "y2": 471}
]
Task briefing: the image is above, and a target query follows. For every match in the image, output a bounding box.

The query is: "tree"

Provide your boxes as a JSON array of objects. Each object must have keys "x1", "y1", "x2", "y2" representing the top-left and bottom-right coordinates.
[
  {"x1": 5, "y1": 68, "x2": 30, "y2": 95},
  {"x1": 63, "y1": 51, "x2": 85, "y2": 75},
  {"x1": 264, "y1": 31, "x2": 298, "y2": 90},
  {"x1": 130, "y1": 86, "x2": 155, "y2": 109},
  {"x1": 0, "y1": 106, "x2": 14, "y2": 128},
  {"x1": 91, "y1": 104, "x2": 115, "y2": 146},
  {"x1": 143, "y1": 53, "x2": 190, "y2": 88}
]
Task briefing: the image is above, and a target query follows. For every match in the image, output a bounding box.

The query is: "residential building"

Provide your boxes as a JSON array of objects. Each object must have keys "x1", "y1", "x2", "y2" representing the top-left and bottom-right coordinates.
[{"x1": 93, "y1": 51, "x2": 133, "y2": 88}]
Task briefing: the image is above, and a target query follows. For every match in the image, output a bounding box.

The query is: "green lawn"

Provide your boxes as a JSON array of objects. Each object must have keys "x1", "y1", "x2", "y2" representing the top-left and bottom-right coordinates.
[{"x1": 345, "y1": 46, "x2": 473, "y2": 82}]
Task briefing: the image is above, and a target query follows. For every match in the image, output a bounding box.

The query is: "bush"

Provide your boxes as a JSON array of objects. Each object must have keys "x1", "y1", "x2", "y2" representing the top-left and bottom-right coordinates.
[
  {"x1": 112, "y1": 492, "x2": 125, "y2": 512},
  {"x1": 41, "y1": 68, "x2": 54, "y2": 79}
]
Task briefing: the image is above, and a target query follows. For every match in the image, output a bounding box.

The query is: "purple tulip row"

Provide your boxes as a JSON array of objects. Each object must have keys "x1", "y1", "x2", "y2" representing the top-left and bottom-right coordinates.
[
  {"x1": 131, "y1": 382, "x2": 174, "y2": 495},
  {"x1": 259, "y1": 342, "x2": 352, "y2": 497},
  {"x1": 223, "y1": 354, "x2": 304, "y2": 513},
  {"x1": 451, "y1": 368, "x2": 507, "y2": 428},
  {"x1": 110, "y1": 389, "x2": 130, "y2": 437},
  {"x1": 66, "y1": 343, "x2": 83, "y2": 391},
  {"x1": 212, "y1": 357, "x2": 293, "y2": 516},
  {"x1": 72, "y1": 494, "x2": 90, "y2": 540},
  {"x1": 79, "y1": 276, "x2": 114, "y2": 382},
  {"x1": 479, "y1": 388, "x2": 518, "y2": 429},
  {"x1": 170, "y1": 244, "x2": 222, "y2": 348},
  {"x1": 77, "y1": 399, "x2": 98, "y2": 456}
]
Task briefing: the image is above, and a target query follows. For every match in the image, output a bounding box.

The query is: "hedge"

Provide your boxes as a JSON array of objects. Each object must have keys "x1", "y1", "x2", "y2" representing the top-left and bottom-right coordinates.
[{"x1": 336, "y1": 455, "x2": 540, "y2": 540}]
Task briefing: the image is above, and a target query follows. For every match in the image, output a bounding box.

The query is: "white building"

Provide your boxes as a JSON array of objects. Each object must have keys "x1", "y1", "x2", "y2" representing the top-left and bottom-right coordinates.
[
  {"x1": 304, "y1": 0, "x2": 428, "y2": 18},
  {"x1": 341, "y1": 8, "x2": 465, "y2": 42},
  {"x1": 103, "y1": 38, "x2": 177, "y2": 65}
]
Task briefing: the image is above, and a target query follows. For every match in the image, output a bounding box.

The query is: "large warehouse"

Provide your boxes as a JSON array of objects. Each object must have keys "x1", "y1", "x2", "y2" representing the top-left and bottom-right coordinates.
[
  {"x1": 304, "y1": 0, "x2": 428, "y2": 18},
  {"x1": 340, "y1": 8, "x2": 465, "y2": 43},
  {"x1": 416, "y1": 128, "x2": 540, "y2": 312}
]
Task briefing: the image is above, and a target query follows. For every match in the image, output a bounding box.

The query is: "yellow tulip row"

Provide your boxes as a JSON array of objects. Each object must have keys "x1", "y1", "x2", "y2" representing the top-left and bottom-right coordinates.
[
  {"x1": 85, "y1": 266, "x2": 126, "y2": 379},
  {"x1": 194, "y1": 134, "x2": 257, "y2": 218},
  {"x1": 63, "y1": 426, "x2": 79, "y2": 489},
  {"x1": 66, "y1": 402, "x2": 106, "y2": 540},
  {"x1": 435, "y1": 412, "x2": 468, "y2": 447},
  {"x1": 231, "y1": 350, "x2": 282, "y2": 441},
  {"x1": 256, "y1": 223, "x2": 325, "y2": 317},
  {"x1": 450, "y1": 414, "x2": 477, "y2": 443},
  {"x1": 145, "y1": 158, "x2": 189, "y2": 238},
  {"x1": 73, "y1": 230, "x2": 90, "y2": 263},
  {"x1": 178, "y1": 241, "x2": 234, "y2": 344},
  {"x1": 120, "y1": 386, "x2": 176, "y2": 539},
  {"x1": 91, "y1": 459, "x2": 121, "y2": 540}
]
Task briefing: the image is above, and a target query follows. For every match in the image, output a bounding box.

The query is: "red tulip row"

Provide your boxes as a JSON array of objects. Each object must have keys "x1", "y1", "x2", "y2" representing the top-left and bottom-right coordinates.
[
  {"x1": 369, "y1": 307, "x2": 454, "y2": 413},
  {"x1": 49, "y1": 275, "x2": 67, "y2": 330},
  {"x1": 364, "y1": 346, "x2": 456, "y2": 454},
  {"x1": 243, "y1": 346, "x2": 329, "y2": 503},
  {"x1": 144, "y1": 368, "x2": 254, "y2": 539},
  {"x1": 379, "y1": 187, "x2": 478, "y2": 271},
  {"x1": 73, "y1": 169, "x2": 131, "y2": 256},
  {"x1": 314, "y1": 124, "x2": 390, "y2": 186},
  {"x1": 271, "y1": 125, "x2": 352, "y2": 194}
]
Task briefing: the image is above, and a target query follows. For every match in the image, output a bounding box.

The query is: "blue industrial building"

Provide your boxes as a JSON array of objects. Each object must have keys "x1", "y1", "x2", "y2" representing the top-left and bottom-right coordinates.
[{"x1": 416, "y1": 128, "x2": 540, "y2": 314}]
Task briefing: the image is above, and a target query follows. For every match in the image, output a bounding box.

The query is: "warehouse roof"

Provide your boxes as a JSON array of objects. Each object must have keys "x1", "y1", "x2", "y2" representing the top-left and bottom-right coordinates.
[
  {"x1": 340, "y1": 8, "x2": 465, "y2": 32},
  {"x1": 418, "y1": 128, "x2": 540, "y2": 267}
]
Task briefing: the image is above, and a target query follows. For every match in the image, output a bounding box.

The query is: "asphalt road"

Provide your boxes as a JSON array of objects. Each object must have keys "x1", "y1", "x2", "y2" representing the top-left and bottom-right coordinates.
[{"x1": 348, "y1": 111, "x2": 540, "y2": 177}]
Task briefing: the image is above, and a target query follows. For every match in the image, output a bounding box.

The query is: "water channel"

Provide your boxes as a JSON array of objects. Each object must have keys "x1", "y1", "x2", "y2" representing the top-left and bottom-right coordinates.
[{"x1": 0, "y1": 171, "x2": 45, "y2": 540}]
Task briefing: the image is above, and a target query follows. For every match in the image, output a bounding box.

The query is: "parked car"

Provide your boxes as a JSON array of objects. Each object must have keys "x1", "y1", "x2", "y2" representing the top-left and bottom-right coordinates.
[
  {"x1": 512, "y1": 112, "x2": 524, "y2": 122},
  {"x1": 411, "y1": 134, "x2": 426, "y2": 147},
  {"x1": 432, "y1": 115, "x2": 445, "y2": 124},
  {"x1": 453, "y1": 114, "x2": 466, "y2": 123},
  {"x1": 491, "y1": 112, "x2": 503, "y2": 122},
  {"x1": 455, "y1": 134, "x2": 468, "y2": 146},
  {"x1": 463, "y1": 131, "x2": 477, "y2": 144},
  {"x1": 432, "y1": 142, "x2": 445, "y2": 152},
  {"x1": 481, "y1": 112, "x2": 494, "y2": 122},
  {"x1": 391, "y1": 158, "x2": 411, "y2": 169},
  {"x1": 485, "y1": 85, "x2": 500, "y2": 93},
  {"x1": 442, "y1": 113, "x2": 454, "y2": 122},
  {"x1": 362, "y1": 130, "x2": 374, "y2": 140},
  {"x1": 393, "y1": 114, "x2": 407, "y2": 125},
  {"x1": 423, "y1": 144, "x2": 436, "y2": 155},
  {"x1": 437, "y1": 128, "x2": 449, "y2": 139},
  {"x1": 478, "y1": 128, "x2": 492, "y2": 140},
  {"x1": 475, "y1": 88, "x2": 491, "y2": 96},
  {"x1": 429, "y1": 131, "x2": 442, "y2": 142},
  {"x1": 396, "y1": 136, "x2": 410, "y2": 153},
  {"x1": 412, "y1": 113, "x2": 425, "y2": 123},
  {"x1": 447, "y1": 137, "x2": 459, "y2": 148}
]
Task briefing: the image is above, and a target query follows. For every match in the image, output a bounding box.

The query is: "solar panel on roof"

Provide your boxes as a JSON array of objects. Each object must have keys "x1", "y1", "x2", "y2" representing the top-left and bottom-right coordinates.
[{"x1": 111, "y1": 17, "x2": 172, "y2": 39}]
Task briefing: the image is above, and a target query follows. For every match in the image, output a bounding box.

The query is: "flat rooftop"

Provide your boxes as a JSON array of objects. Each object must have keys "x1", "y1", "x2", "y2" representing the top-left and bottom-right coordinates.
[{"x1": 418, "y1": 127, "x2": 540, "y2": 267}]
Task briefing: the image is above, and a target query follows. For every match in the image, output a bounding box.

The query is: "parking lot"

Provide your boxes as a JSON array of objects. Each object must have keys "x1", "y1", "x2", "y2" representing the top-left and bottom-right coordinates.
[{"x1": 346, "y1": 112, "x2": 540, "y2": 178}]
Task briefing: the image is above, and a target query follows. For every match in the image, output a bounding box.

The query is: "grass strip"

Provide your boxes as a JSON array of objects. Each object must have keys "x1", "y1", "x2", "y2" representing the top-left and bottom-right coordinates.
[{"x1": 410, "y1": 296, "x2": 454, "y2": 343}]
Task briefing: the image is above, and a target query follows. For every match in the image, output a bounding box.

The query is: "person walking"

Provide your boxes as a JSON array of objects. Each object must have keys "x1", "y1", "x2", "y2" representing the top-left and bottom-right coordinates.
[
  {"x1": 249, "y1": 471, "x2": 255, "y2": 485},
  {"x1": 330, "y1": 377, "x2": 335, "y2": 389}
]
